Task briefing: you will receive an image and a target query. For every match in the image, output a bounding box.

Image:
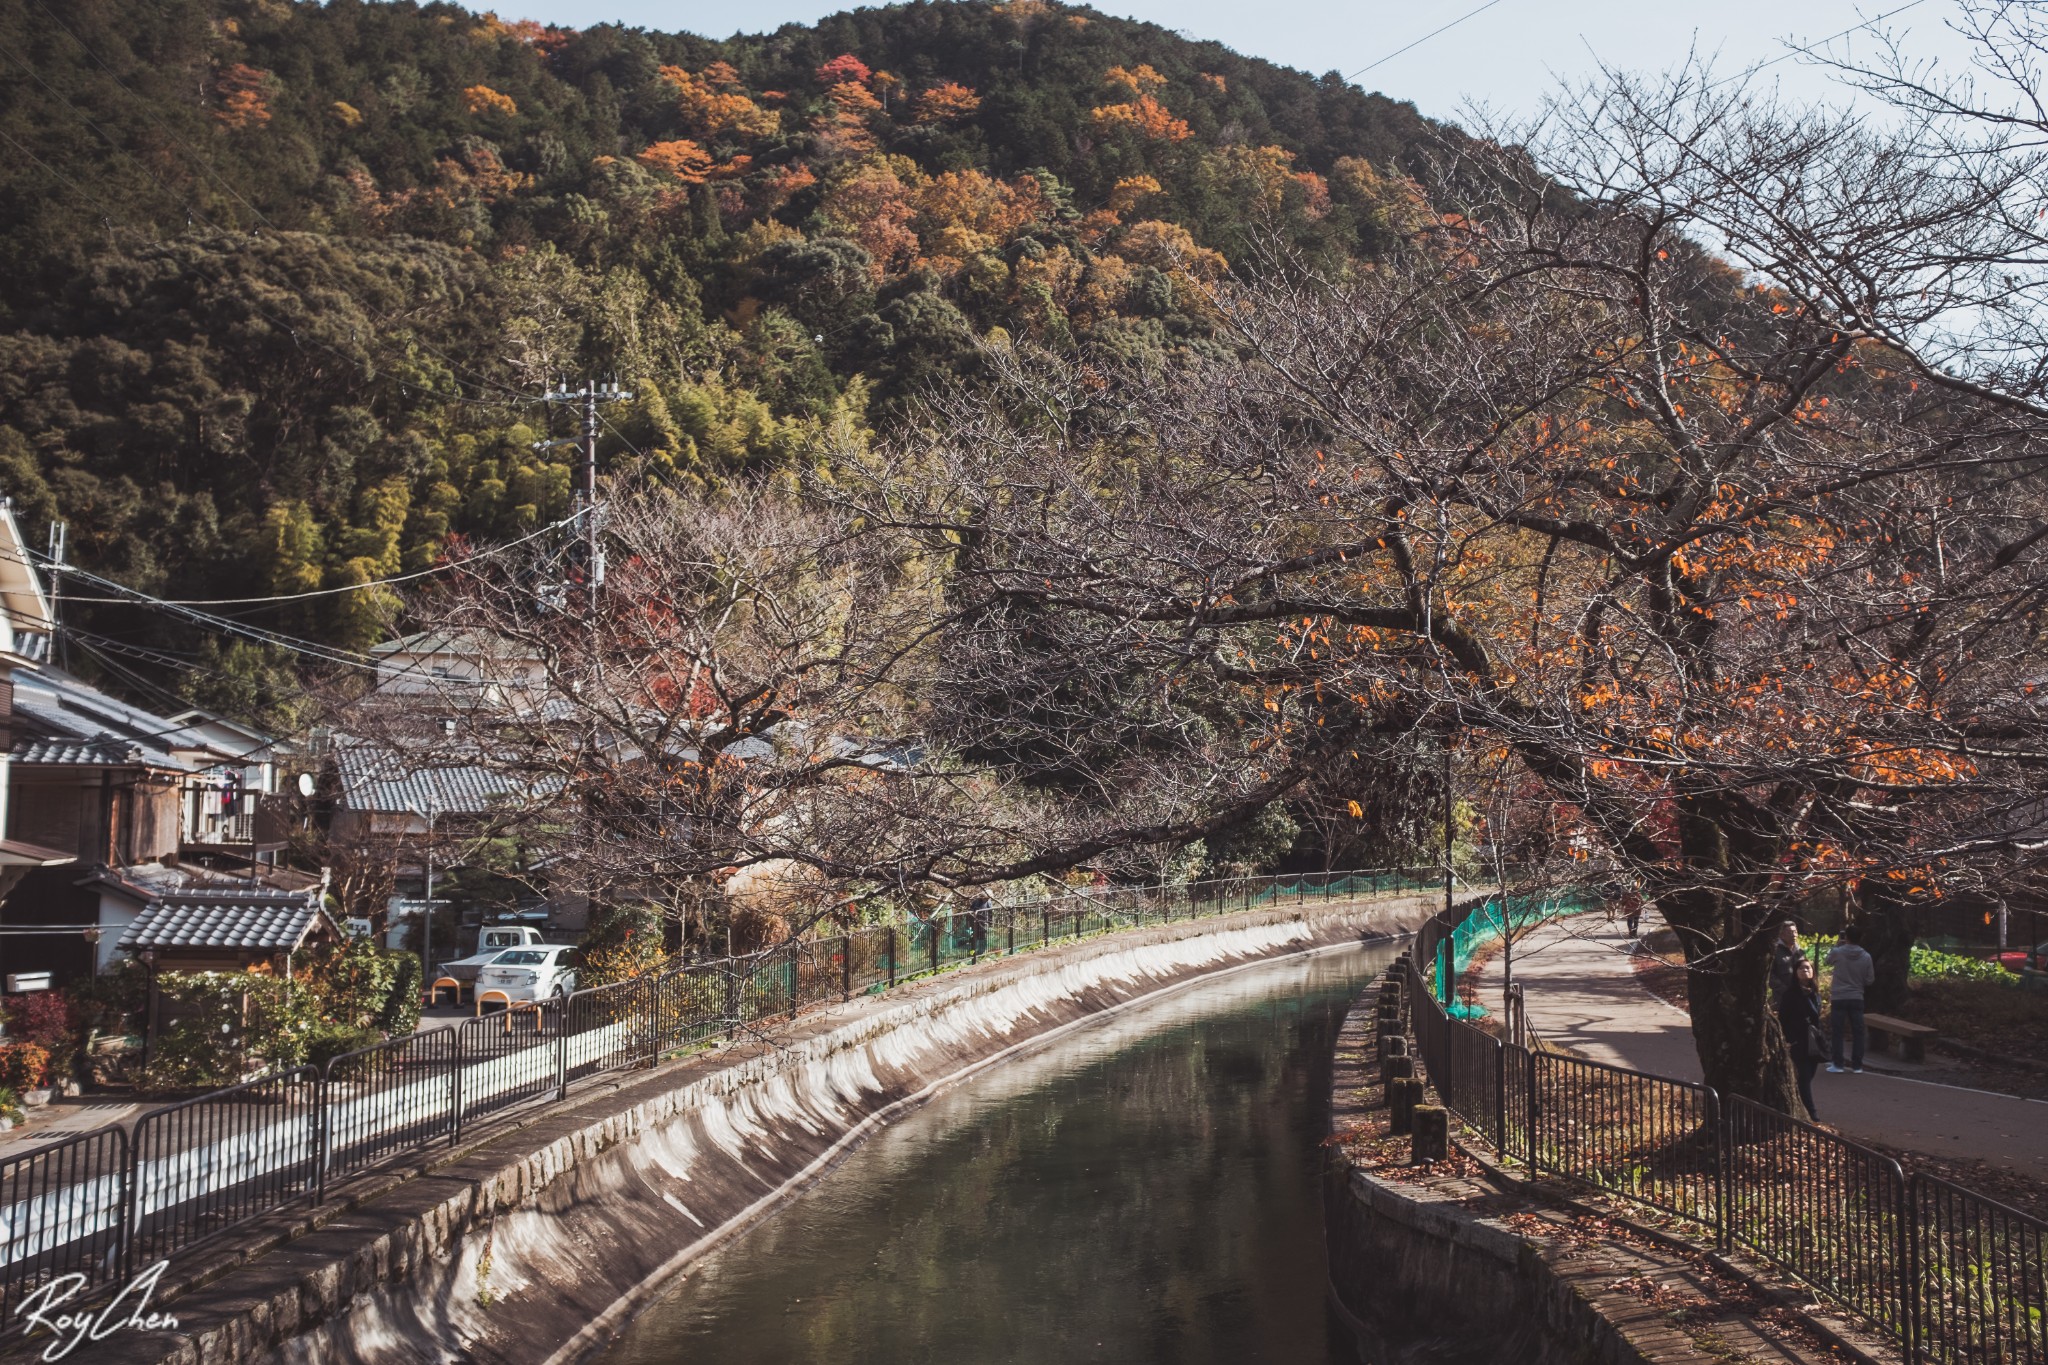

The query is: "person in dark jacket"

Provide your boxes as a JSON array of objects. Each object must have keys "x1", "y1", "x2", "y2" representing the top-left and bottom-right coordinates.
[
  {"x1": 1768, "y1": 920, "x2": 1802, "y2": 1003},
  {"x1": 1777, "y1": 957, "x2": 1826, "y2": 1121}
]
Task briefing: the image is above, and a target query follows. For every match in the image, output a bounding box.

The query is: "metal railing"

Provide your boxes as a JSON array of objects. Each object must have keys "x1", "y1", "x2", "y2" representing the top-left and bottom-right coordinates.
[
  {"x1": 1723, "y1": 1094, "x2": 1910, "y2": 1344},
  {"x1": 0, "y1": 865, "x2": 1438, "y2": 1320},
  {"x1": 1400, "y1": 891, "x2": 2048, "y2": 1365}
]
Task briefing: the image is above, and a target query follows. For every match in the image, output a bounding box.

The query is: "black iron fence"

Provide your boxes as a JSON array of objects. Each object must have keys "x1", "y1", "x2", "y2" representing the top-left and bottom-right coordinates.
[
  {"x1": 0, "y1": 866, "x2": 1437, "y2": 1321},
  {"x1": 1401, "y1": 894, "x2": 2048, "y2": 1365}
]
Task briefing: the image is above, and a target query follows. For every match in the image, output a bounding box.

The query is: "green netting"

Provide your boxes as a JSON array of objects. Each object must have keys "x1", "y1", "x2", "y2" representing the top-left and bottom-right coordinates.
[{"x1": 1436, "y1": 893, "x2": 1601, "y2": 1018}]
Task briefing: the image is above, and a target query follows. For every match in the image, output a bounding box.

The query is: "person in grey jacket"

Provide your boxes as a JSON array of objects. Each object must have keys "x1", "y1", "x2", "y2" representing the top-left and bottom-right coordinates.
[{"x1": 1826, "y1": 924, "x2": 1876, "y2": 1073}]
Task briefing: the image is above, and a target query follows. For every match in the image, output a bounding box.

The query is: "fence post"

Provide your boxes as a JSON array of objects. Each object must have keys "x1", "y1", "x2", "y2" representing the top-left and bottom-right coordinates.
[
  {"x1": 1525, "y1": 1049, "x2": 1541, "y2": 1174},
  {"x1": 886, "y1": 926, "x2": 896, "y2": 988},
  {"x1": 1007, "y1": 911, "x2": 1015, "y2": 956},
  {"x1": 1042, "y1": 906, "x2": 1050, "y2": 945},
  {"x1": 313, "y1": 1071, "x2": 330, "y2": 1207},
  {"x1": 554, "y1": 999, "x2": 569, "y2": 1100},
  {"x1": 841, "y1": 935, "x2": 852, "y2": 1002},
  {"x1": 1708, "y1": 1089, "x2": 1728, "y2": 1252},
  {"x1": 929, "y1": 919, "x2": 940, "y2": 975},
  {"x1": 1499, "y1": 1039, "x2": 1515, "y2": 1162},
  {"x1": 788, "y1": 942, "x2": 800, "y2": 1020},
  {"x1": 450, "y1": 1024, "x2": 465, "y2": 1146},
  {"x1": 1901, "y1": 1173, "x2": 1920, "y2": 1361},
  {"x1": 118, "y1": 1124, "x2": 139, "y2": 1283}
]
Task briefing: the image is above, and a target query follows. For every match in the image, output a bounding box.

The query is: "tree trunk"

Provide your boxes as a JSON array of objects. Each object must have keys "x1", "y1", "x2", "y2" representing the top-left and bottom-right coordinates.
[
  {"x1": 1660, "y1": 887, "x2": 1804, "y2": 1113},
  {"x1": 1857, "y1": 885, "x2": 1914, "y2": 1013}
]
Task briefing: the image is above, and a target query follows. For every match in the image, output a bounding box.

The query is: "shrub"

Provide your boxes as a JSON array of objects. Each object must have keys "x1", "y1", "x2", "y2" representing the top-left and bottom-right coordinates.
[
  {"x1": 4, "y1": 991, "x2": 79, "y2": 1079},
  {"x1": 578, "y1": 906, "x2": 665, "y2": 987},
  {"x1": 379, "y1": 954, "x2": 421, "y2": 1036},
  {"x1": 0, "y1": 1042, "x2": 52, "y2": 1091},
  {"x1": 0, "y1": 1086, "x2": 19, "y2": 1123},
  {"x1": 309, "y1": 934, "x2": 404, "y2": 1028},
  {"x1": 68, "y1": 959, "x2": 148, "y2": 1035},
  {"x1": 304, "y1": 1022, "x2": 385, "y2": 1075},
  {"x1": 1909, "y1": 944, "x2": 2013, "y2": 984},
  {"x1": 1811, "y1": 934, "x2": 2015, "y2": 987},
  {"x1": 137, "y1": 971, "x2": 315, "y2": 1093}
]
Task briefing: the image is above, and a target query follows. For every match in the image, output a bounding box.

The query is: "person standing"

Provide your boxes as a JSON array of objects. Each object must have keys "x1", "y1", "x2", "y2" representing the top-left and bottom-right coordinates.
[
  {"x1": 1826, "y1": 924, "x2": 1875, "y2": 1074},
  {"x1": 1777, "y1": 956, "x2": 1826, "y2": 1120},
  {"x1": 1768, "y1": 921, "x2": 1802, "y2": 1003},
  {"x1": 1618, "y1": 889, "x2": 1643, "y2": 940}
]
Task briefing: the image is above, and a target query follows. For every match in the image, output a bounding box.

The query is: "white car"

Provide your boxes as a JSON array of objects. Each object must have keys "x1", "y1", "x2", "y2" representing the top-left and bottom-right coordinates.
[{"x1": 475, "y1": 947, "x2": 578, "y2": 1004}]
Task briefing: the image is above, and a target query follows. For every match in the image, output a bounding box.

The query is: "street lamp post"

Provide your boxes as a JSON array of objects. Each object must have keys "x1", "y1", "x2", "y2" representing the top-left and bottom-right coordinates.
[
  {"x1": 423, "y1": 805, "x2": 437, "y2": 991},
  {"x1": 408, "y1": 801, "x2": 440, "y2": 992}
]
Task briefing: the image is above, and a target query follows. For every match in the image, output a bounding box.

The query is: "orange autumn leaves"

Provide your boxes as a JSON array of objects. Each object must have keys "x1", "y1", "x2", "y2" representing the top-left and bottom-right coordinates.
[
  {"x1": 657, "y1": 62, "x2": 779, "y2": 142},
  {"x1": 1091, "y1": 65, "x2": 1190, "y2": 143},
  {"x1": 214, "y1": 64, "x2": 274, "y2": 130}
]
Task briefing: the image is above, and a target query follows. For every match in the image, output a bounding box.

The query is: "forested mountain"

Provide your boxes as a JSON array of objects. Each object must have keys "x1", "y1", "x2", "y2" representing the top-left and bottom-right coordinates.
[{"x1": 0, "y1": 0, "x2": 1454, "y2": 719}]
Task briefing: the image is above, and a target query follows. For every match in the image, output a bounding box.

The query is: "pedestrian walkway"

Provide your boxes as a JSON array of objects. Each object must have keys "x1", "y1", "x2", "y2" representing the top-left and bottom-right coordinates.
[{"x1": 1472, "y1": 916, "x2": 2048, "y2": 1181}]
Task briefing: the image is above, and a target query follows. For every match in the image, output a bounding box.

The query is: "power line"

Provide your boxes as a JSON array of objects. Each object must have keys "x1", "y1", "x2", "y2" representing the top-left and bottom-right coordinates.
[
  {"x1": 50, "y1": 513, "x2": 579, "y2": 606},
  {"x1": 1714, "y1": 0, "x2": 1932, "y2": 88},
  {"x1": 35, "y1": 557, "x2": 382, "y2": 673},
  {"x1": 1345, "y1": 0, "x2": 1510, "y2": 82}
]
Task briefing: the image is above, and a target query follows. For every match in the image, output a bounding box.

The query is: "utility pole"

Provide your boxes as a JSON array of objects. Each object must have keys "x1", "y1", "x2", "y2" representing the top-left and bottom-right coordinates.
[
  {"x1": 537, "y1": 378, "x2": 634, "y2": 611},
  {"x1": 46, "y1": 519, "x2": 66, "y2": 669}
]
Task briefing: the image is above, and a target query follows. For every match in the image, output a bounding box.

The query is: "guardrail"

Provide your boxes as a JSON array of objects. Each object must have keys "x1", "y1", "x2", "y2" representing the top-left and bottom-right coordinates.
[
  {"x1": 1401, "y1": 893, "x2": 2048, "y2": 1365},
  {"x1": 0, "y1": 865, "x2": 1440, "y2": 1320}
]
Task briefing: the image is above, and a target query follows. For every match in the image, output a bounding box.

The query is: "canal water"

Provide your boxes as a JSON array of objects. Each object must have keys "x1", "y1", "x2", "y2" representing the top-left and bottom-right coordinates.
[{"x1": 600, "y1": 942, "x2": 1392, "y2": 1365}]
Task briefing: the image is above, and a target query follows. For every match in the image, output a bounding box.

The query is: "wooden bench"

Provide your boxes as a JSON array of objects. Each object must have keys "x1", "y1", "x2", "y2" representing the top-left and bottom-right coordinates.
[{"x1": 1862, "y1": 1012, "x2": 1937, "y2": 1063}]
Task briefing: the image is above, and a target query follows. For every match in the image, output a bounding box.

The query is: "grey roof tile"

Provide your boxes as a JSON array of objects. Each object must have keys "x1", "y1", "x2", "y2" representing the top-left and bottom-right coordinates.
[
  {"x1": 333, "y1": 742, "x2": 549, "y2": 815},
  {"x1": 117, "y1": 887, "x2": 329, "y2": 952}
]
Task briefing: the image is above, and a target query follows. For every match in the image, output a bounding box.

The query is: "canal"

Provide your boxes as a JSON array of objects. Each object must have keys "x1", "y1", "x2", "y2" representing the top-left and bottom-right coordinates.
[{"x1": 600, "y1": 941, "x2": 1392, "y2": 1365}]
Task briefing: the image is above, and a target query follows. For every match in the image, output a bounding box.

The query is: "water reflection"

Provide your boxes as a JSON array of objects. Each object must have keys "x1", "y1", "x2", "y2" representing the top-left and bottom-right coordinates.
[{"x1": 602, "y1": 944, "x2": 1392, "y2": 1365}]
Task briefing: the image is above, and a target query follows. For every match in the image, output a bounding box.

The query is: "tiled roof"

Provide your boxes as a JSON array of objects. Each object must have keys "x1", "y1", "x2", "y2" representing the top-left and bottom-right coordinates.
[
  {"x1": 118, "y1": 888, "x2": 330, "y2": 952},
  {"x1": 8, "y1": 670, "x2": 228, "y2": 770},
  {"x1": 333, "y1": 742, "x2": 549, "y2": 815},
  {"x1": 13, "y1": 737, "x2": 145, "y2": 765}
]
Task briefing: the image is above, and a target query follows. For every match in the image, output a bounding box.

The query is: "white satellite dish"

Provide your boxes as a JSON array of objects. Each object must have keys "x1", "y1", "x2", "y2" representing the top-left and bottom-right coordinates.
[{"x1": 297, "y1": 772, "x2": 317, "y2": 798}]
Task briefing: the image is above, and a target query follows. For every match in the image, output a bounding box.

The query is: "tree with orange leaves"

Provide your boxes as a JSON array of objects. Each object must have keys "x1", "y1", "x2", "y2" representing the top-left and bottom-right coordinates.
[
  {"x1": 214, "y1": 63, "x2": 274, "y2": 130},
  {"x1": 914, "y1": 82, "x2": 982, "y2": 126},
  {"x1": 462, "y1": 84, "x2": 518, "y2": 118},
  {"x1": 811, "y1": 81, "x2": 885, "y2": 159},
  {"x1": 1090, "y1": 94, "x2": 1191, "y2": 144},
  {"x1": 814, "y1": 53, "x2": 873, "y2": 87},
  {"x1": 637, "y1": 139, "x2": 712, "y2": 184},
  {"x1": 656, "y1": 64, "x2": 778, "y2": 142}
]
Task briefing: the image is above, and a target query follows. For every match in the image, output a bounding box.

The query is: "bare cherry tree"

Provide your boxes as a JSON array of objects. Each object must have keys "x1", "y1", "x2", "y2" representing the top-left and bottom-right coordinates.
[{"x1": 842, "y1": 174, "x2": 2048, "y2": 1106}]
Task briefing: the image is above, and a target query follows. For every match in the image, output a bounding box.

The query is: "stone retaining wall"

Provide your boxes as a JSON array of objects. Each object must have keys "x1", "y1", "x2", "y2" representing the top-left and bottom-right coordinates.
[{"x1": 1323, "y1": 987, "x2": 1890, "y2": 1365}]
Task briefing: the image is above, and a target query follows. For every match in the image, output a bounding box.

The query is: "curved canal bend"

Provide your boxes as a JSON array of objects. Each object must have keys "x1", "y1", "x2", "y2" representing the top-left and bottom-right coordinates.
[{"x1": 599, "y1": 942, "x2": 1394, "y2": 1365}]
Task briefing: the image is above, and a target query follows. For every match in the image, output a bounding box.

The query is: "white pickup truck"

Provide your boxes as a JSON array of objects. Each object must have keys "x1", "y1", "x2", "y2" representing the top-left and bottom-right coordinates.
[{"x1": 437, "y1": 925, "x2": 552, "y2": 984}]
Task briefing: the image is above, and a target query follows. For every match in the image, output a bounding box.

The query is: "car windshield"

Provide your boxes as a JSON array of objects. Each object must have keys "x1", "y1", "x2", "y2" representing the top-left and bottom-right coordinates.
[{"x1": 493, "y1": 950, "x2": 548, "y2": 966}]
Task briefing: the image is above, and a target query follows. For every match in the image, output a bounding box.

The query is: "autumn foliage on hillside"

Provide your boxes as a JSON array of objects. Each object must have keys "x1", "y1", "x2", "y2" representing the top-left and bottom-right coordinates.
[{"x1": 0, "y1": 0, "x2": 1442, "y2": 679}]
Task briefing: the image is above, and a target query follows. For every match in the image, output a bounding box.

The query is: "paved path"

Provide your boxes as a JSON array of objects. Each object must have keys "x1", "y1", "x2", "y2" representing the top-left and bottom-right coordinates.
[{"x1": 1473, "y1": 916, "x2": 2048, "y2": 1181}]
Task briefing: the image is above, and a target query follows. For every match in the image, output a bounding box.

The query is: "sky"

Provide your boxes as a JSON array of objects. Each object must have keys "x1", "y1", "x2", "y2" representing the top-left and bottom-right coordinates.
[{"x1": 496, "y1": 0, "x2": 1986, "y2": 127}]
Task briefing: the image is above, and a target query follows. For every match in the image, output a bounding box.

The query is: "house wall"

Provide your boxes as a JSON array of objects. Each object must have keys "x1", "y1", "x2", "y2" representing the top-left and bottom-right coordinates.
[
  {"x1": 118, "y1": 778, "x2": 183, "y2": 864},
  {"x1": 9, "y1": 773, "x2": 103, "y2": 859}
]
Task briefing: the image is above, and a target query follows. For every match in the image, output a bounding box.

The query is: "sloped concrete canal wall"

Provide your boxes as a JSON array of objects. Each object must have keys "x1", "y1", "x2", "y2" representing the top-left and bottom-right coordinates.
[{"x1": 100, "y1": 895, "x2": 1432, "y2": 1365}]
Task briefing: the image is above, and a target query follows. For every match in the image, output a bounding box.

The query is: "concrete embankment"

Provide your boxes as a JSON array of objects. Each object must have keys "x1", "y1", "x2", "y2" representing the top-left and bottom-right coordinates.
[{"x1": 89, "y1": 894, "x2": 1432, "y2": 1365}]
